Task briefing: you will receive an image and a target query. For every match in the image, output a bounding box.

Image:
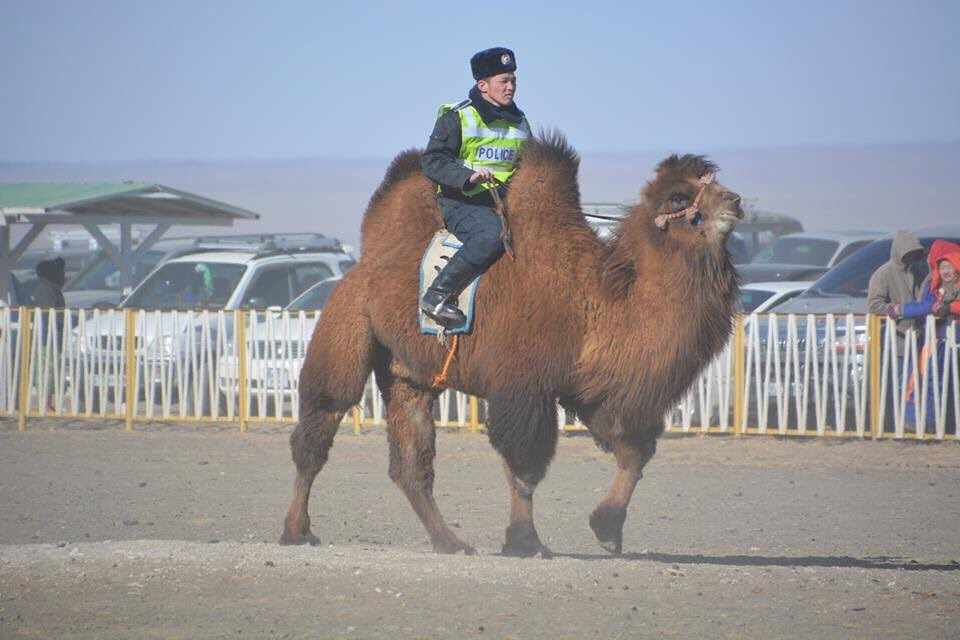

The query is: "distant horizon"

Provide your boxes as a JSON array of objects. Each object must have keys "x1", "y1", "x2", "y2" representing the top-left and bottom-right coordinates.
[
  {"x1": 3, "y1": 139, "x2": 958, "y2": 167},
  {"x1": 2, "y1": 140, "x2": 956, "y2": 251}
]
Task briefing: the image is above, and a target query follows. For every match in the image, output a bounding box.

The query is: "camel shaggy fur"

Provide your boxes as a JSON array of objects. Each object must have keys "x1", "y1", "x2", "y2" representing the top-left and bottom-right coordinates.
[{"x1": 280, "y1": 133, "x2": 743, "y2": 556}]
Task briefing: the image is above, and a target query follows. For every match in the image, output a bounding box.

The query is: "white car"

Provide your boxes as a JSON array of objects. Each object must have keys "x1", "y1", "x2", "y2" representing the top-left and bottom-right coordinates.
[
  {"x1": 77, "y1": 238, "x2": 354, "y2": 414},
  {"x1": 738, "y1": 281, "x2": 814, "y2": 314},
  {"x1": 215, "y1": 275, "x2": 342, "y2": 418}
]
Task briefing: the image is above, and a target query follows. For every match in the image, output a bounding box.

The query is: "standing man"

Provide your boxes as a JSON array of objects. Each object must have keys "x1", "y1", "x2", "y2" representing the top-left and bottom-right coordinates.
[
  {"x1": 420, "y1": 46, "x2": 530, "y2": 328},
  {"x1": 868, "y1": 230, "x2": 926, "y2": 338}
]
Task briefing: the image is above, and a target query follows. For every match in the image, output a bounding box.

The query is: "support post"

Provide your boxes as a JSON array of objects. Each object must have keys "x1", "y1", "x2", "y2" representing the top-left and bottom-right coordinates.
[
  {"x1": 124, "y1": 309, "x2": 136, "y2": 432},
  {"x1": 17, "y1": 308, "x2": 32, "y2": 431},
  {"x1": 237, "y1": 310, "x2": 248, "y2": 433},
  {"x1": 469, "y1": 395, "x2": 479, "y2": 432},
  {"x1": 733, "y1": 314, "x2": 745, "y2": 436},
  {"x1": 869, "y1": 314, "x2": 882, "y2": 439}
]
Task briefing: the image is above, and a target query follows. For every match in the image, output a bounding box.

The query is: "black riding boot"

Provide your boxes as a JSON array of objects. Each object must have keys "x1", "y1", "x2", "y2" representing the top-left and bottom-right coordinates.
[{"x1": 420, "y1": 253, "x2": 478, "y2": 328}]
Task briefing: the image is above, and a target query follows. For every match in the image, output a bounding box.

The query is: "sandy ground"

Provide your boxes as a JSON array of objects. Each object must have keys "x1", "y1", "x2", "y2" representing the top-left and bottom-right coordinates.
[{"x1": 1, "y1": 418, "x2": 959, "y2": 639}]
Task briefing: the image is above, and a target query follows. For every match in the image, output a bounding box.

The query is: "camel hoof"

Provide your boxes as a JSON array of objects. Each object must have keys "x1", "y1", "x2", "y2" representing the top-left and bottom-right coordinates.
[
  {"x1": 279, "y1": 531, "x2": 321, "y2": 546},
  {"x1": 589, "y1": 506, "x2": 626, "y2": 555},
  {"x1": 502, "y1": 522, "x2": 551, "y2": 558}
]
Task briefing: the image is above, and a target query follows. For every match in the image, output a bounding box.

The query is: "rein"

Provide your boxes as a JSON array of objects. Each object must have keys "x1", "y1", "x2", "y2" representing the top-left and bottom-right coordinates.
[
  {"x1": 487, "y1": 177, "x2": 516, "y2": 261},
  {"x1": 654, "y1": 172, "x2": 715, "y2": 231}
]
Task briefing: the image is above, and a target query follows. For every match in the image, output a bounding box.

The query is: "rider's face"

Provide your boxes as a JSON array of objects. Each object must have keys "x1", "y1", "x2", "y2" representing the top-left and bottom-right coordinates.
[{"x1": 478, "y1": 72, "x2": 516, "y2": 107}]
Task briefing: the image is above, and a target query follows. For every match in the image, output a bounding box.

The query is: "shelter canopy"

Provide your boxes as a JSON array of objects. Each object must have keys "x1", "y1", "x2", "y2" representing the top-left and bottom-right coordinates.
[{"x1": 0, "y1": 182, "x2": 261, "y2": 301}]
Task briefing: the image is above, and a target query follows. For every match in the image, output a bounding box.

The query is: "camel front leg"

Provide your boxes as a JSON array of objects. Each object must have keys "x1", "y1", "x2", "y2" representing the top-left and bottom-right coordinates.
[
  {"x1": 488, "y1": 393, "x2": 558, "y2": 558},
  {"x1": 589, "y1": 431, "x2": 657, "y2": 555}
]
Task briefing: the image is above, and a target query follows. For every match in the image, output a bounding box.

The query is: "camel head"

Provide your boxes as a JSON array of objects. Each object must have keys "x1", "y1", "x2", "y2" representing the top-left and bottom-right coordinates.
[{"x1": 641, "y1": 154, "x2": 743, "y2": 247}]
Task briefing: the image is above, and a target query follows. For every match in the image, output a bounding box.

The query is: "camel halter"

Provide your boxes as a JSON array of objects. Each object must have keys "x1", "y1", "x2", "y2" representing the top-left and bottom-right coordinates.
[{"x1": 654, "y1": 172, "x2": 716, "y2": 231}]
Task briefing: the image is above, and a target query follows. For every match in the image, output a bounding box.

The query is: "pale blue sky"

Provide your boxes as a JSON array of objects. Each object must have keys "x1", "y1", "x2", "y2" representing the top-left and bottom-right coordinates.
[{"x1": 2, "y1": 0, "x2": 958, "y2": 162}]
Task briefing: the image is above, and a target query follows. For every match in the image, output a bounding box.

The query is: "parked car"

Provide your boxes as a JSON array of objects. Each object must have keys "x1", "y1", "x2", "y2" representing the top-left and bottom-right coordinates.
[
  {"x1": 738, "y1": 281, "x2": 813, "y2": 314},
  {"x1": 64, "y1": 233, "x2": 354, "y2": 308},
  {"x1": 738, "y1": 231, "x2": 884, "y2": 283},
  {"x1": 215, "y1": 275, "x2": 344, "y2": 416},
  {"x1": 734, "y1": 208, "x2": 804, "y2": 258},
  {"x1": 770, "y1": 224, "x2": 960, "y2": 315},
  {"x1": 76, "y1": 236, "x2": 355, "y2": 413}
]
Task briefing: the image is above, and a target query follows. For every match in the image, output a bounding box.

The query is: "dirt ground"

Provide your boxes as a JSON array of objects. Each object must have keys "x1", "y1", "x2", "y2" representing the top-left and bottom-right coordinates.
[{"x1": 1, "y1": 418, "x2": 958, "y2": 639}]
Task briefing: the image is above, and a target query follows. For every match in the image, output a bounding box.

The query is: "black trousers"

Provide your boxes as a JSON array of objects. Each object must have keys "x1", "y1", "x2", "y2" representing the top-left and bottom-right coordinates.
[{"x1": 438, "y1": 195, "x2": 505, "y2": 270}]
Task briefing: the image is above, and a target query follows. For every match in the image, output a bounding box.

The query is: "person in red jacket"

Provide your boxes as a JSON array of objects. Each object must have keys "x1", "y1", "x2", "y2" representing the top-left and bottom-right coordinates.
[{"x1": 899, "y1": 239, "x2": 960, "y2": 431}]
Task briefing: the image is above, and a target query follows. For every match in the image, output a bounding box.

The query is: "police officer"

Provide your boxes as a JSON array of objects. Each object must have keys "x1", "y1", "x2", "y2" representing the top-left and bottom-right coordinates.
[{"x1": 420, "y1": 46, "x2": 530, "y2": 328}]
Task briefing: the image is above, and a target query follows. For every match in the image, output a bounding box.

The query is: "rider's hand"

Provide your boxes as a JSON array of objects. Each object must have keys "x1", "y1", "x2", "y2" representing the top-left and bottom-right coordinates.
[{"x1": 468, "y1": 168, "x2": 494, "y2": 184}]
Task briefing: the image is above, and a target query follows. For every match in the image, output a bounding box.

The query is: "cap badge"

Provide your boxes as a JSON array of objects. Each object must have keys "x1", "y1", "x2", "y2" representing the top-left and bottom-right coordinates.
[{"x1": 501, "y1": 53, "x2": 511, "y2": 65}]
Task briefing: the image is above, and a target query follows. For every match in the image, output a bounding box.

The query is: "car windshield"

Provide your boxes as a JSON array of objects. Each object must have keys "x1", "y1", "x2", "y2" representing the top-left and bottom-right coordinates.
[
  {"x1": 122, "y1": 261, "x2": 246, "y2": 310},
  {"x1": 67, "y1": 249, "x2": 167, "y2": 291},
  {"x1": 287, "y1": 279, "x2": 339, "y2": 311},
  {"x1": 800, "y1": 236, "x2": 959, "y2": 298},
  {"x1": 738, "y1": 289, "x2": 775, "y2": 312},
  {"x1": 752, "y1": 238, "x2": 839, "y2": 266}
]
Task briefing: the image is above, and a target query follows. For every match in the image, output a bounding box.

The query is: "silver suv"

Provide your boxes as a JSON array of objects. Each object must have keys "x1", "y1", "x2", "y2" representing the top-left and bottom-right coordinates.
[{"x1": 77, "y1": 236, "x2": 355, "y2": 413}]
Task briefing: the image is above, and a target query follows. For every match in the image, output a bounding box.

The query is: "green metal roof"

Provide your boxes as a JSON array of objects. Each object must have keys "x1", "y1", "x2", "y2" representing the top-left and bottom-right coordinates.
[
  {"x1": 0, "y1": 182, "x2": 154, "y2": 211},
  {"x1": 0, "y1": 182, "x2": 260, "y2": 223}
]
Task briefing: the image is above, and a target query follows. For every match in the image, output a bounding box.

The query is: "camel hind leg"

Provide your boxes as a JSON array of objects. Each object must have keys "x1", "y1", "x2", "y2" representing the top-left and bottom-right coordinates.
[
  {"x1": 279, "y1": 288, "x2": 377, "y2": 546},
  {"x1": 379, "y1": 360, "x2": 475, "y2": 554}
]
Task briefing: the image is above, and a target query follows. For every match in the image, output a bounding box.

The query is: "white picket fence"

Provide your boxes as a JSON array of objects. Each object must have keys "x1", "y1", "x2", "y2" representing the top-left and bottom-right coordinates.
[{"x1": 2, "y1": 308, "x2": 957, "y2": 439}]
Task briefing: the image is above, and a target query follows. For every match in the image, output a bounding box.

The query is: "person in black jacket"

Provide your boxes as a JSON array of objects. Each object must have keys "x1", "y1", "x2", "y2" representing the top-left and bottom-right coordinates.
[
  {"x1": 420, "y1": 46, "x2": 531, "y2": 328},
  {"x1": 31, "y1": 257, "x2": 67, "y2": 411}
]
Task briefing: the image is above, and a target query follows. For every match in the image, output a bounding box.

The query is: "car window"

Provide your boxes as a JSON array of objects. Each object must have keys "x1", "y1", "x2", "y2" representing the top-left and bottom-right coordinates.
[
  {"x1": 123, "y1": 262, "x2": 246, "y2": 310},
  {"x1": 292, "y1": 263, "x2": 334, "y2": 297},
  {"x1": 738, "y1": 289, "x2": 775, "y2": 313},
  {"x1": 752, "y1": 238, "x2": 839, "y2": 267},
  {"x1": 801, "y1": 237, "x2": 959, "y2": 298},
  {"x1": 68, "y1": 249, "x2": 166, "y2": 291},
  {"x1": 339, "y1": 259, "x2": 357, "y2": 273},
  {"x1": 288, "y1": 279, "x2": 340, "y2": 311},
  {"x1": 242, "y1": 267, "x2": 293, "y2": 309},
  {"x1": 833, "y1": 240, "x2": 871, "y2": 265}
]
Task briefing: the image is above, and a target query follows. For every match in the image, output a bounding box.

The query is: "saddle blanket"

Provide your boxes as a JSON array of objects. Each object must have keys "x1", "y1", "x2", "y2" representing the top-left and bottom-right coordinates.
[{"x1": 419, "y1": 230, "x2": 480, "y2": 336}]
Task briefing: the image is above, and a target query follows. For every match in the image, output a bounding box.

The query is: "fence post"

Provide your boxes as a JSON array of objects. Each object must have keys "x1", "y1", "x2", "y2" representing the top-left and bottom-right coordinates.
[
  {"x1": 237, "y1": 310, "x2": 248, "y2": 433},
  {"x1": 17, "y1": 308, "x2": 32, "y2": 432},
  {"x1": 469, "y1": 395, "x2": 479, "y2": 433},
  {"x1": 124, "y1": 309, "x2": 135, "y2": 432},
  {"x1": 733, "y1": 314, "x2": 745, "y2": 436},
  {"x1": 868, "y1": 314, "x2": 882, "y2": 439}
]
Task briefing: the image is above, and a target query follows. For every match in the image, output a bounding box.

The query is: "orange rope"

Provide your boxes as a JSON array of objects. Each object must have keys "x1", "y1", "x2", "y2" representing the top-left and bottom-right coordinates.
[{"x1": 431, "y1": 334, "x2": 460, "y2": 389}]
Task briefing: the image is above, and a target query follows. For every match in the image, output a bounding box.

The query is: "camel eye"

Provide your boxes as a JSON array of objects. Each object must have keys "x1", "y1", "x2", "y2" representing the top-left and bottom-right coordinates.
[{"x1": 669, "y1": 193, "x2": 688, "y2": 207}]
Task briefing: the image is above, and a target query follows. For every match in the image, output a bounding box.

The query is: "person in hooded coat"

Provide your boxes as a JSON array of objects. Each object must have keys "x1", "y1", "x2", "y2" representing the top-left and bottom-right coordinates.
[
  {"x1": 898, "y1": 239, "x2": 960, "y2": 432},
  {"x1": 867, "y1": 230, "x2": 926, "y2": 336}
]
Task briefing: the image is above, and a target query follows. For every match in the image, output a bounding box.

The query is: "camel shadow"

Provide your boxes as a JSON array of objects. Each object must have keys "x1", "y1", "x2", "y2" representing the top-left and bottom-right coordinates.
[{"x1": 550, "y1": 551, "x2": 960, "y2": 572}]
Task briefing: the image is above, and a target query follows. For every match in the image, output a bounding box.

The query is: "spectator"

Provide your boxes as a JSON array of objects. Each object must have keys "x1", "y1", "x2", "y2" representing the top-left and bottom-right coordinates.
[
  {"x1": 900, "y1": 239, "x2": 960, "y2": 431},
  {"x1": 30, "y1": 257, "x2": 66, "y2": 411},
  {"x1": 867, "y1": 230, "x2": 925, "y2": 338}
]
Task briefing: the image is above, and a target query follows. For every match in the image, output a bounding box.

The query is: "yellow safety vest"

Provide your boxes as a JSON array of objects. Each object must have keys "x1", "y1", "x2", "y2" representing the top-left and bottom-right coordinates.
[{"x1": 437, "y1": 100, "x2": 530, "y2": 196}]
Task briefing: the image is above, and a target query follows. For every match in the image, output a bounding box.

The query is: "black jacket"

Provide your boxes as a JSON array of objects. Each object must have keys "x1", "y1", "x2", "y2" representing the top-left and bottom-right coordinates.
[{"x1": 421, "y1": 86, "x2": 525, "y2": 205}]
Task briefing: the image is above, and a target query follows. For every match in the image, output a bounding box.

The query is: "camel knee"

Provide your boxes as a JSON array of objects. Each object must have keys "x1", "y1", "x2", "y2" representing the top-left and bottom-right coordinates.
[{"x1": 388, "y1": 440, "x2": 436, "y2": 491}]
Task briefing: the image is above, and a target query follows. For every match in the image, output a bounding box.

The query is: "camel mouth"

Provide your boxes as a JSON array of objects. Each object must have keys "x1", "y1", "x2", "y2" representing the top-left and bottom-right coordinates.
[{"x1": 716, "y1": 209, "x2": 743, "y2": 222}]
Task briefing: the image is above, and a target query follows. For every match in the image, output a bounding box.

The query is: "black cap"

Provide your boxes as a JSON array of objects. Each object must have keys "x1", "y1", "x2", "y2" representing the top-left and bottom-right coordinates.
[{"x1": 470, "y1": 47, "x2": 516, "y2": 81}]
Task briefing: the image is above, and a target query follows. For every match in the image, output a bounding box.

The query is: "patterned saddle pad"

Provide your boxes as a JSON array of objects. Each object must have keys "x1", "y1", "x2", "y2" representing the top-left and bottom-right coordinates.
[{"x1": 419, "y1": 230, "x2": 480, "y2": 335}]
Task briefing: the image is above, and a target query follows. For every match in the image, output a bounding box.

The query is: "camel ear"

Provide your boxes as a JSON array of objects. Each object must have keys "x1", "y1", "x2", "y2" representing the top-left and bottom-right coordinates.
[{"x1": 600, "y1": 250, "x2": 636, "y2": 300}]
